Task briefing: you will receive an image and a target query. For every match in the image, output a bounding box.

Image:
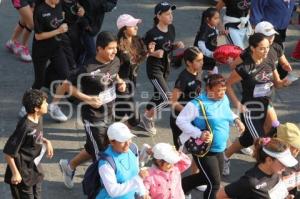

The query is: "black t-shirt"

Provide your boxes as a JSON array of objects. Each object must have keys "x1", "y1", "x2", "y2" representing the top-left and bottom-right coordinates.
[
  {"x1": 173, "y1": 69, "x2": 202, "y2": 116},
  {"x1": 70, "y1": 57, "x2": 120, "y2": 122},
  {"x1": 224, "y1": 0, "x2": 251, "y2": 28},
  {"x1": 144, "y1": 25, "x2": 176, "y2": 73},
  {"x1": 236, "y1": 53, "x2": 275, "y2": 102},
  {"x1": 194, "y1": 23, "x2": 218, "y2": 52},
  {"x1": 4, "y1": 117, "x2": 44, "y2": 186},
  {"x1": 225, "y1": 165, "x2": 283, "y2": 199},
  {"x1": 33, "y1": 2, "x2": 64, "y2": 50}
]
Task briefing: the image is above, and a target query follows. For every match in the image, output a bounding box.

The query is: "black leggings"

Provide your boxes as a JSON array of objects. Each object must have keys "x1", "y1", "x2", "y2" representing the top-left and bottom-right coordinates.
[
  {"x1": 182, "y1": 152, "x2": 224, "y2": 199},
  {"x1": 32, "y1": 46, "x2": 69, "y2": 89},
  {"x1": 170, "y1": 115, "x2": 181, "y2": 150},
  {"x1": 146, "y1": 73, "x2": 170, "y2": 112},
  {"x1": 10, "y1": 182, "x2": 42, "y2": 199}
]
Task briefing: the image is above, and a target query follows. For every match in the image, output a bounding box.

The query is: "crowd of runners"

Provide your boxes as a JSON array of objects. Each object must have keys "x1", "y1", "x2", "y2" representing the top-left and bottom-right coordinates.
[{"x1": 2, "y1": 0, "x2": 300, "y2": 199}]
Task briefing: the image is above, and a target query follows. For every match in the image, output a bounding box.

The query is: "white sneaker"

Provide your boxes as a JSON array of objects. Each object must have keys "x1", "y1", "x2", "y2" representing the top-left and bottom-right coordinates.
[
  {"x1": 139, "y1": 143, "x2": 151, "y2": 167},
  {"x1": 240, "y1": 147, "x2": 253, "y2": 156},
  {"x1": 5, "y1": 40, "x2": 22, "y2": 54},
  {"x1": 59, "y1": 159, "x2": 75, "y2": 189},
  {"x1": 49, "y1": 104, "x2": 68, "y2": 122},
  {"x1": 18, "y1": 106, "x2": 27, "y2": 118},
  {"x1": 19, "y1": 46, "x2": 32, "y2": 62},
  {"x1": 185, "y1": 194, "x2": 192, "y2": 199},
  {"x1": 139, "y1": 114, "x2": 157, "y2": 135},
  {"x1": 222, "y1": 159, "x2": 230, "y2": 176},
  {"x1": 196, "y1": 185, "x2": 207, "y2": 192}
]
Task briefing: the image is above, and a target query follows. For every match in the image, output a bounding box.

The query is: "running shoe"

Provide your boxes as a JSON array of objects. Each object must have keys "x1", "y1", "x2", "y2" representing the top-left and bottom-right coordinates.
[
  {"x1": 139, "y1": 114, "x2": 157, "y2": 135},
  {"x1": 59, "y1": 159, "x2": 75, "y2": 189},
  {"x1": 48, "y1": 104, "x2": 68, "y2": 122}
]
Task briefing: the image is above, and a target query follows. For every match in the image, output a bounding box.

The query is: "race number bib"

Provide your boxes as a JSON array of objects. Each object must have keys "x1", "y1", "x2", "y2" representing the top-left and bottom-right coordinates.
[
  {"x1": 98, "y1": 86, "x2": 116, "y2": 104},
  {"x1": 268, "y1": 180, "x2": 289, "y2": 199},
  {"x1": 253, "y1": 82, "x2": 273, "y2": 98}
]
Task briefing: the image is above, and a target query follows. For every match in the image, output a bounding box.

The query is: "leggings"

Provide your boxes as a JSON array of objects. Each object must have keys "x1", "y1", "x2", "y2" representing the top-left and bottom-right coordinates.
[
  {"x1": 170, "y1": 115, "x2": 181, "y2": 150},
  {"x1": 182, "y1": 152, "x2": 224, "y2": 199},
  {"x1": 146, "y1": 73, "x2": 170, "y2": 112},
  {"x1": 32, "y1": 45, "x2": 69, "y2": 89}
]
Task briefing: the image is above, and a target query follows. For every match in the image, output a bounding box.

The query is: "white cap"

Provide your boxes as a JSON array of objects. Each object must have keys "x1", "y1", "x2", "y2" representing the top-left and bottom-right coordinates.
[
  {"x1": 152, "y1": 143, "x2": 180, "y2": 164},
  {"x1": 262, "y1": 147, "x2": 298, "y2": 167},
  {"x1": 116, "y1": 14, "x2": 142, "y2": 30},
  {"x1": 107, "y1": 122, "x2": 136, "y2": 142},
  {"x1": 255, "y1": 21, "x2": 278, "y2": 36}
]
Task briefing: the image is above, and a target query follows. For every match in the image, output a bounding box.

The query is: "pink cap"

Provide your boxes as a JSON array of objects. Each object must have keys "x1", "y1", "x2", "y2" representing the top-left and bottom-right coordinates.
[{"x1": 116, "y1": 14, "x2": 142, "y2": 30}]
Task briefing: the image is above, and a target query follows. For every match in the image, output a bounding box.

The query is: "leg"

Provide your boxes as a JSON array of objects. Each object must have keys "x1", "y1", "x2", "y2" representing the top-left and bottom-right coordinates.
[
  {"x1": 31, "y1": 56, "x2": 49, "y2": 89},
  {"x1": 69, "y1": 149, "x2": 92, "y2": 170},
  {"x1": 170, "y1": 115, "x2": 182, "y2": 150},
  {"x1": 263, "y1": 106, "x2": 278, "y2": 134},
  {"x1": 10, "y1": 182, "x2": 35, "y2": 199},
  {"x1": 18, "y1": 5, "x2": 33, "y2": 47},
  {"x1": 33, "y1": 182, "x2": 42, "y2": 199}
]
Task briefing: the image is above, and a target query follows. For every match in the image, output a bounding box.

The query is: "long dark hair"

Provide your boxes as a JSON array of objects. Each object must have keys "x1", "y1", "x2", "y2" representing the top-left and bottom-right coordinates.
[{"x1": 199, "y1": 7, "x2": 218, "y2": 32}]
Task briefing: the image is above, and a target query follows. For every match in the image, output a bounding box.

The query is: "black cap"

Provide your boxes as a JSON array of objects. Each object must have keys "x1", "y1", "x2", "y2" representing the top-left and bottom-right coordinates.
[{"x1": 154, "y1": 2, "x2": 176, "y2": 15}]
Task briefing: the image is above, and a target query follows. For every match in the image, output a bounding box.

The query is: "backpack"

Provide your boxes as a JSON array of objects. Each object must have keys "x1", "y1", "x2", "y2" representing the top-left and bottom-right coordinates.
[{"x1": 82, "y1": 143, "x2": 139, "y2": 199}]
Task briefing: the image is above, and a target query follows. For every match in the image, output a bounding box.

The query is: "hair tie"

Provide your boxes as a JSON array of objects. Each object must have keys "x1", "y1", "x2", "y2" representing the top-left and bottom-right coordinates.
[{"x1": 262, "y1": 137, "x2": 271, "y2": 146}]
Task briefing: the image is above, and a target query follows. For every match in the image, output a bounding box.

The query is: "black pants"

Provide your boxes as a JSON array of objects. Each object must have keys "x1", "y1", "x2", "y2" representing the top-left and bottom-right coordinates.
[
  {"x1": 10, "y1": 182, "x2": 42, "y2": 199},
  {"x1": 146, "y1": 73, "x2": 170, "y2": 112},
  {"x1": 170, "y1": 115, "x2": 181, "y2": 150},
  {"x1": 182, "y1": 152, "x2": 224, "y2": 199},
  {"x1": 83, "y1": 119, "x2": 111, "y2": 161},
  {"x1": 32, "y1": 46, "x2": 69, "y2": 89},
  {"x1": 239, "y1": 99, "x2": 269, "y2": 147},
  {"x1": 275, "y1": 29, "x2": 288, "y2": 79}
]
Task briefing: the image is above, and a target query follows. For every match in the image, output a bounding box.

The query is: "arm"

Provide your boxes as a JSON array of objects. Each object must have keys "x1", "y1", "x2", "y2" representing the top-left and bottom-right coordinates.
[
  {"x1": 42, "y1": 138, "x2": 54, "y2": 159},
  {"x1": 279, "y1": 55, "x2": 293, "y2": 72},
  {"x1": 99, "y1": 163, "x2": 147, "y2": 197},
  {"x1": 116, "y1": 74, "x2": 126, "y2": 93},
  {"x1": 216, "y1": 0, "x2": 225, "y2": 12},
  {"x1": 171, "y1": 88, "x2": 184, "y2": 113},
  {"x1": 35, "y1": 23, "x2": 68, "y2": 41},
  {"x1": 226, "y1": 71, "x2": 244, "y2": 111},
  {"x1": 273, "y1": 69, "x2": 290, "y2": 88},
  {"x1": 216, "y1": 188, "x2": 231, "y2": 199},
  {"x1": 4, "y1": 154, "x2": 22, "y2": 185},
  {"x1": 176, "y1": 102, "x2": 202, "y2": 138},
  {"x1": 175, "y1": 152, "x2": 192, "y2": 173},
  {"x1": 197, "y1": 41, "x2": 214, "y2": 58}
]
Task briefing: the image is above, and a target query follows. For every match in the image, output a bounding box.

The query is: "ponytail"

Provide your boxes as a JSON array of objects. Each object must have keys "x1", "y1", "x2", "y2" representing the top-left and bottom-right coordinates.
[{"x1": 153, "y1": 16, "x2": 159, "y2": 27}]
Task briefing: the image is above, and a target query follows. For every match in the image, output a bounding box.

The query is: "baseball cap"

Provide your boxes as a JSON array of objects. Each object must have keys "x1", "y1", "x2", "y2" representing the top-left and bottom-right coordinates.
[
  {"x1": 154, "y1": 2, "x2": 176, "y2": 15},
  {"x1": 116, "y1": 14, "x2": 142, "y2": 30},
  {"x1": 277, "y1": 123, "x2": 300, "y2": 149},
  {"x1": 263, "y1": 147, "x2": 298, "y2": 167},
  {"x1": 152, "y1": 143, "x2": 180, "y2": 164},
  {"x1": 107, "y1": 122, "x2": 136, "y2": 142},
  {"x1": 255, "y1": 21, "x2": 278, "y2": 36}
]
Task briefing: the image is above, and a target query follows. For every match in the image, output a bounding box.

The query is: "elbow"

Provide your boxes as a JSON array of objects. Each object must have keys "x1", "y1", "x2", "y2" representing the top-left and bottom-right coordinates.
[{"x1": 34, "y1": 34, "x2": 43, "y2": 41}]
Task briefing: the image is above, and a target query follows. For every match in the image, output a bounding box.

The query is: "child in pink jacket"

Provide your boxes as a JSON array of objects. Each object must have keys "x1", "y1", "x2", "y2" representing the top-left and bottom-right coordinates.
[{"x1": 143, "y1": 143, "x2": 191, "y2": 199}]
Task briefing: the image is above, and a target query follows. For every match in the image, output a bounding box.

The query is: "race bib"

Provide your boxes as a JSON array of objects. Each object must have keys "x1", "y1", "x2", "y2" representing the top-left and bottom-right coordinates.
[
  {"x1": 268, "y1": 180, "x2": 289, "y2": 199},
  {"x1": 282, "y1": 171, "x2": 300, "y2": 190},
  {"x1": 253, "y1": 82, "x2": 273, "y2": 98},
  {"x1": 98, "y1": 86, "x2": 116, "y2": 104}
]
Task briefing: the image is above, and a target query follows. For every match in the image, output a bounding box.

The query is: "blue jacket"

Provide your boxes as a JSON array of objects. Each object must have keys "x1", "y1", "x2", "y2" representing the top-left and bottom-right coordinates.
[
  {"x1": 250, "y1": 0, "x2": 295, "y2": 30},
  {"x1": 191, "y1": 93, "x2": 235, "y2": 152}
]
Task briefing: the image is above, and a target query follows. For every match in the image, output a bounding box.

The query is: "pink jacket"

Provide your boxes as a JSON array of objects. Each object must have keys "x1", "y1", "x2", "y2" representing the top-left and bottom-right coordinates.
[{"x1": 143, "y1": 152, "x2": 191, "y2": 199}]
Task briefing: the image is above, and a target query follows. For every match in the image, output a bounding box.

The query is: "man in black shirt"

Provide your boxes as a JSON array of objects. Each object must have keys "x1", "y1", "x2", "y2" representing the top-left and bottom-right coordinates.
[
  {"x1": 4, "y1": 89, "x2": 54, "y2": 199},
  {"x1": 58, "y1": 31, "x2": 126, "y2": 189}
]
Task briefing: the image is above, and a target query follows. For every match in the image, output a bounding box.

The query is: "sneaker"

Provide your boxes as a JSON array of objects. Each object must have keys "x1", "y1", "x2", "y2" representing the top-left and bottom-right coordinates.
[
  {"x1": 139, "y1": 114, "x2": 157, "y2": 135},
  {"x1": 59, "y1": 159, "x2": 75, "y2": 189},
  {"x1": 139, "y1": 143, "x2": 151, "y2": 167},
  {"x1": 5, "y1": 40, "x2": 22, "y2": 54},
  {"x1": 18, "y1": 106, "x2": 27, "y2": 118},
  {"x1": 185, "y1": 194, "x2": 192, "y2": 199},
  {"x1": 196, "y1": 185, "x2": 207, "y2": 192},
  {"x1": 19, "y1": 46, "x2": 32, "y2": 62},
  {"x1": 240, "y1": 147, "x2": 253, "y2": 156},
  {"x1": 222, "y1": 159, "x2": 230, "y2": 176},
  {"x1": 48, "y1": 104, "x2": 68, "y2": 122}
]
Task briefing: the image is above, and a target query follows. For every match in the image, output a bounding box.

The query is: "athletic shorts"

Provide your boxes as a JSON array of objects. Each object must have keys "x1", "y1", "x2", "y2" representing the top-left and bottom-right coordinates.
[{"x1": 12, "y1": 0, "x2": 33, "y2": 9}]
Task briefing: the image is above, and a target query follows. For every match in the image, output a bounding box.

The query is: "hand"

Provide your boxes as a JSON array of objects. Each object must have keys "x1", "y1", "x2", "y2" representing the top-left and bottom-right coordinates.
[
  {"x1": 45, "y1": 139, "x2": 54, "y2": 159},
  {"x1": 77, "y1": 6, "x2": 85, "y2": 17},
  {"x1": 148, "y1": 42, "x2": 156, "y2": 53},
  {"x1": 282, "y1": 78, "x2": 292, "y2": 87},
  {"x1": 285, "y1": 194, "x2": 295, "y2": 199},
  {"x1": 200, "y1": 130, "x2": 211, "y2": 143},
  {"x1": 235, "y1": 118, "x2": 245, "y2": 133},
  {"x1": 58, "y1": 23, "x2": 68, "y2": 34},
  {"x1": 220, "y1": 29, "x2": 229, "y2": 35},
  {"x1": 86, "y1": 96, "x2": 102, "y2": 108},
  {"x1": 173, "y1": 41, "x2": 185, "y2": 49},
  {"x1": 117, "y1": 82, "x2": 126, "y2": 92},
  {"x1": 237, "y1": 103, "x2": 248, "y2": 113},
  {"x1": 139, "y1": 168, "x2": 149, "y2": 179},
  {"x1": 153, "y1": 49, "x2": 164, "y2": 58},
  {"x1": 11, "y1": 172, "x2": 22, "y2": 185}
]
